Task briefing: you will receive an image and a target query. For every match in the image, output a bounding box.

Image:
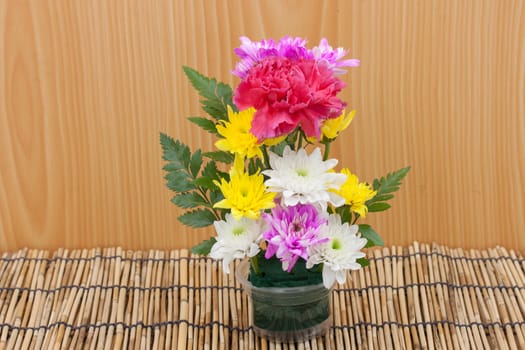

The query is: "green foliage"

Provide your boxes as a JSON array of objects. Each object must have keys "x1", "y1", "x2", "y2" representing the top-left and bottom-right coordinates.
[
  {"x1": 356, "y1": 258, "x2": 370, "y2": 267},
  {"x1": 160, "y1": 132, "x2": 222, "y2": 230},
  {"x1": 179, "y1": 209, "x2": 217, "y2": 228},
  {"x1": 269, "y1": 141, "x2": 288, "y2": 157},
  {"x1": 203, "y1": 151, "x2": 234, "y2": 164},
  {"x1": 165, "y1": 172, "x2": 195, "y2": 192},
  {"x1": 335, "y1": 206, "x2": 353, "y2": 224},
  {"x1": 183, "y1": 66, "x2": 234, "y2": 121},
  {"x1": 366, "y1": 166, "x2": 411, "y2": 212},
  {"x1": 359, "y1": 224, "x2": 384, "y2": 248},
  {"x1": 190, "y1": 237, "x2": 217, "y2": 255},
  {"x1": 171, "y1": 193, "x2": 209, "y2": 209},
  {"x1": 187, "y1": 116, "x2": 218, "y2": 135},
  {"x1": 190, "y1": 150, "x2": 203, "y2": 177},
  {"x1": 160, "y1": 133, "x2": 191, "y2": 166},
  {"x1": 367, "y1": 202, "x2": 391, "y2": 213}
]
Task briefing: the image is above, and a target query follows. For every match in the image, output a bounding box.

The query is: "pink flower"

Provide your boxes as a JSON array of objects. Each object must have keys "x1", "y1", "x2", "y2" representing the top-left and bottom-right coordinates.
[
  {"x1": 262, "y1": 204, "x2": 328, "y2": 272},
  {"x1": 312, "y1": 38, "x2": 360, "y2": 75},
  {"x1": 234, "y1": 57, "x2": 347, "y2": 140},
  {"x1": 232, "y1": 36, "x2": 312, "y2": 78},
  {"x1": 232, "y1": 36, "x2": 359, "y2": 78}
]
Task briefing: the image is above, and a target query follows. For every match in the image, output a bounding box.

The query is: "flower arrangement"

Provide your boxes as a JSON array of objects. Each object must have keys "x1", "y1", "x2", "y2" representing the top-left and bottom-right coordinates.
[{"x1": 160, "y1": 36, "x2": 409, "y2": 290}]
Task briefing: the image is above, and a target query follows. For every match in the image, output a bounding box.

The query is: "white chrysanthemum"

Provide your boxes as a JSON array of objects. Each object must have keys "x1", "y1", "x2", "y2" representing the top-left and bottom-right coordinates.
[
  {"x1": 307, "y1": 214, "x2": 367, "y2": 288},
  {"x1": 209, "y1": 214, "x2": 263, "y2": 273},
  {"x1": 262, "y1": 147, "x2": 347, "y2": 210}
]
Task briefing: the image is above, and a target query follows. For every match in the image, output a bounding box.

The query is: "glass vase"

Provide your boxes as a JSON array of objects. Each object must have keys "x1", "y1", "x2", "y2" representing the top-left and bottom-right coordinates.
[{"x1": 235, "y1": 259, "x2": 332, "y2": 342}]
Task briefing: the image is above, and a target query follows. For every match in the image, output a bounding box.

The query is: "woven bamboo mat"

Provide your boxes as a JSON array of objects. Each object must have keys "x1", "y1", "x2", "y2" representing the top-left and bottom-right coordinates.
[{"x1": 0, "y1": 242, "x2": 524, "y2": 349}]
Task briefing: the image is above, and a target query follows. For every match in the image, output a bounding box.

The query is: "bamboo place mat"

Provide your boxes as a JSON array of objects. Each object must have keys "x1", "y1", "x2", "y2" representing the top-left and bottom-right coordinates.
[{"x1": 0, "y1": 242, "x2": 524, "y2": 349}]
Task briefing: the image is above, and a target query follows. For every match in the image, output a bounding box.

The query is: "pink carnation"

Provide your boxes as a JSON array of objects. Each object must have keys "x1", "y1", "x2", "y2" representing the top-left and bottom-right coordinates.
[{"x1": 233, "y1": 57, "x2": 346, "y2": 140}]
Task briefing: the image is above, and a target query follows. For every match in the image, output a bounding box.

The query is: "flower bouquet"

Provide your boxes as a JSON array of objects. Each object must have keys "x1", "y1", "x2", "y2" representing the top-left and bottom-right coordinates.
[{"x1": 161, "y1": 36, "x2": 409, "y2": 341}]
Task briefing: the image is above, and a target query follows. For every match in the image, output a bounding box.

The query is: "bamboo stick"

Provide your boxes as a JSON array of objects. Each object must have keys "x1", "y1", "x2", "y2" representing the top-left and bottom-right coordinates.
[
  {"x1": 405, "y1": 246, "x2": 420, "y2": 349},
  {"x1": 177, "y1": 249, "x2": 189, "y2": 349},
  {"x1": 129, "y1": 251, "x2": 142, "y2": 350},
  {"x1": 217, "y1": 261, "x2": 226, "y2": 350},
  {"x1": 211, "y1": 260, "x2": 219, "y2": 350},
  {"x1": 172, "y1": 250, "x2": 180, "y2": 348},
  {"x1": 230, "y1": 260, "x2": 239, "y2": 350},
  {"x1": 430, "y1": 243, "x2": 452, "y2": 350},
  {"x1": 150, "y1": 250, "x2": 163, "y2": 349},
  {"x1": 197, "y1": 257, "x2": 205, "y2": 349},
  {"x1": 159, "y1": 250, "x2": 169, "y2": 349},
  {"x1": 188, "y1": 253, "x2": 196, "y2": 350}
]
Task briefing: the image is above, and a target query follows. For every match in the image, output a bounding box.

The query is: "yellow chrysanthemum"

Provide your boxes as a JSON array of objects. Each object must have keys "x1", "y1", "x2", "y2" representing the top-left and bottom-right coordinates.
[
  {"x1": 321, "y1": 110, "x2": 356, "y2": 140},
  {"x1": 213, "y1": 155, "x2": 276, "y2": 220},
  {"x1": 262, "y1": 135, "x2": 287, "y2": 146},
  {"x1": 334, "y1": 168, "x2": 376, "y2": 217},
  {"x1": 215, "y1": 106, "x2": 263, "y2": 159}
]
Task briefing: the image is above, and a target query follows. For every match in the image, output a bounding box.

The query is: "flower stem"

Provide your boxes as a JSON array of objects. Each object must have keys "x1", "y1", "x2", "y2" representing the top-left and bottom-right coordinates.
[
  {"x1": 250, "y1": 255, "x2": 261, "y2": 275},
  {"x1": 323, "y1": 141, "x2": 332, "y2": 161},
  {"x1": 262, "y1": 145, "x2": 270, "y2": 169}
]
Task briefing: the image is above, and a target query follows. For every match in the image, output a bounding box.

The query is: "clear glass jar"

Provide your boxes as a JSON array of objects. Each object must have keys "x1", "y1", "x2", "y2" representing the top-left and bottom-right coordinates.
[{"x1": 235, "y1": 259, "x2": 332, "y2": 342}]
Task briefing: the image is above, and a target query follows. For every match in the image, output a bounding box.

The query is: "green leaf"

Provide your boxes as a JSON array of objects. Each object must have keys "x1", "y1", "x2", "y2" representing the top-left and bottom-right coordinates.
[
  {"x1": 200, "y1": 161, "x2": 228, "y2": 185},
  {"x1": 356, "y1": 258, "x2": 370, "y2": 267},
  {"x1": 162, "y1": 162, "x2": 185, "y2": 172},
  {"x1": 190, "y1": 149, "x2": 203, "y2": 177},
  {"x1": 160, "y1": 133, "x2": 191, "y2": 167},
  {"x1": 371, "y1": 194, "x2": 394, "y2": 202},
  {"x1": 194, "y1": 177, "x2": 219, "y2": 191},
  {"x1": 359, "y1": 224, "x2": 384, "y2": 248},
  {"x1": 171, "y1": 192, "x2": 209, "y2": 209},
  {"x1": 248, "y1": 158, "x2": 265, "y2": 175},
  {"x1": 209, "y1": 190, "x2": 224, "y2": 205},
  {"x1": 366, "y1": 166, "x2": 410, "y2": 209},
  {"x1": 188, "y1": 116, "x2": 218, "y2": 134},
  {"x1": 201, "y1": 161, "x2": 219, "y2": 180},
  {"x1": 183, "y1": 66, "x2": 234, "y2": 121},
  {"x1": 270, "y1": 141, "x2": 288, "y2": 157},
  {"x1": 336, "y1": 206, "x2": 352, "y2": 224},
  {"x1": 165, "y1": 172, "x2": 195, "y2": 192},
  {"x1": 191, "y1": 237, "x2": 217, "y2": 255},
  {"x1": 371, "y1": 166, "x2": 411, "y2": 195},
  {"x1": 178, "y1": 209, "x2": 217, "y2": 228},
  {"x1": 367, "y1": 202, "x2": 391, "y2": 213},
  {"x1": 203, "y1": 151, "x2": 234, "y2": 164}
]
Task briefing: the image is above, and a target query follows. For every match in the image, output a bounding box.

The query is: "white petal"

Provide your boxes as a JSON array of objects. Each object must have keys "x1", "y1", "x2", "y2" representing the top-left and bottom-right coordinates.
[
  {"x1": 322, "y1": 265, "x2": 337, "y2": 289},
  {"x1": 335, "y1": 270, "x2": 347, "y2": 284},
  {"x1": 328, "y1": 192, "x2": 346, "y2": 208},
  {"x1": 222, "y1": 257, "x2": 232, "y2": 274},
  {"x1": 247, "y1": 244, "x2": 260, "y2": 257}
]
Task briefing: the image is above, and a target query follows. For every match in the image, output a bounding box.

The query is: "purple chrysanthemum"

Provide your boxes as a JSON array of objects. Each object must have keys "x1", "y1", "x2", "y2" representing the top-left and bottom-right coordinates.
[
  {"x1": 262, "y1": 204, "x2": 328, "y2": 272},
  {"x1": 232, "y1": 36, "x2": 312, "y2": 78},
  {"x1": 311, "y1": 38, "x2": 360, "y2": 75},
  {"x1": 232, "y1": 36, "x2": 359, "y2": 78}
]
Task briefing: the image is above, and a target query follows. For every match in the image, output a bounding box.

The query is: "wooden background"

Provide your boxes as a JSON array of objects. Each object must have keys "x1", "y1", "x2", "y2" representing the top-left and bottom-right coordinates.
[{"x1": 1, "y1": 0, "x2": 524, "y2": 251}]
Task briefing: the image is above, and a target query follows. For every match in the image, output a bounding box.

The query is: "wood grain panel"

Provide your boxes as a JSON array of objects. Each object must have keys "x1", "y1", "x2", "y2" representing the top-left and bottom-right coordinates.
[{"x1": 1, "y1": 0, "x2": 524, "y2": 251}]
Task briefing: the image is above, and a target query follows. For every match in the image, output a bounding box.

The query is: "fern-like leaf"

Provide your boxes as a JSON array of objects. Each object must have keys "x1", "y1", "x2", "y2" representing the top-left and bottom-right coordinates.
[
  {"x1": 366, "y1": 166, "x2": 410, "y2": 210},
  {"x1": 178, "y1": 209, "x2": 217, "y2": 228},
  {"x1": 183, "y1": 66, "x2": 234, "y2": 121},
  {"x1": 191, "y1": 238, "x2": 217, "y2": 255}
]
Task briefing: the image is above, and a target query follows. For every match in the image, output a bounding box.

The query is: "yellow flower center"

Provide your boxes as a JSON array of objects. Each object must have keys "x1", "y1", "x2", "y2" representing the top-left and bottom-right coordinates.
[
  {"x1": 331, "y1": 238, "x2": 342, "y2": 250},
  {"x1": 296, "y1": 169, "x2": 308, "y2": 177},
  {"x1": 233, "y1": 227, "x2": 245, "y2": 236}
]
